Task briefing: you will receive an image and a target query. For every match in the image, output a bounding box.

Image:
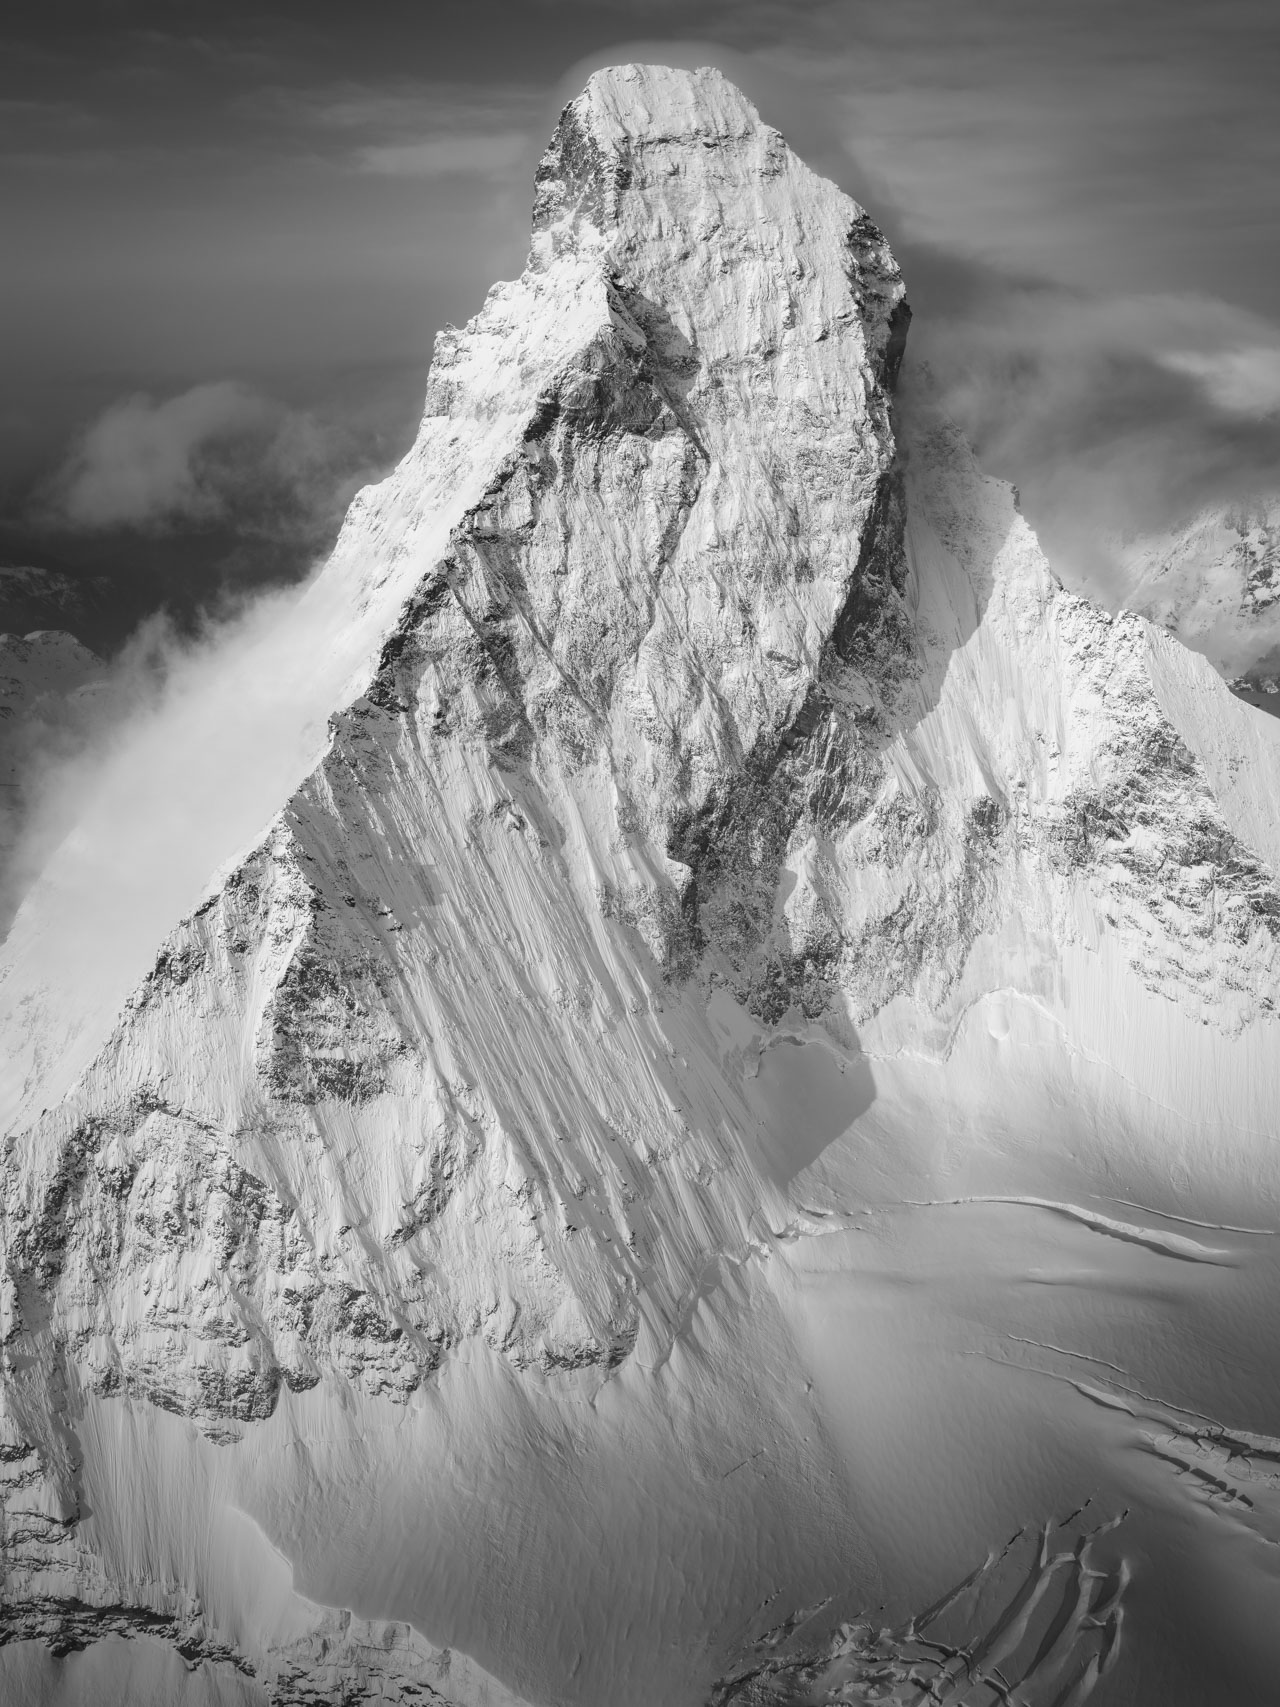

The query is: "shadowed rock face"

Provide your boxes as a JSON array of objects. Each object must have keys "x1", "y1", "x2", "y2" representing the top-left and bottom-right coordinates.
[{"x1": 3, "y1": 63, "x2": 1280, "y2": 1707}]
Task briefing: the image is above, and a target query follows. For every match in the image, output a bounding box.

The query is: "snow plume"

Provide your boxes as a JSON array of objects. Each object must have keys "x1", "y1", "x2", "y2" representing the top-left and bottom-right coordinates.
[
  {"x1": 0, "y1": 528, "x2": 398, "y2": 1106},
  {"x1": 43, "y1": 380, "x2": 371, "y2": 543}
]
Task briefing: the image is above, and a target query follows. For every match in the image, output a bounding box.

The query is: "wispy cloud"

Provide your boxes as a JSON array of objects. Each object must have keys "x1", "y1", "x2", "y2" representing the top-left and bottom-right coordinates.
[
  {"x1": 287, "y1": 83, "x2": 540, "y2": 135},
  {"x1": 1159, "y1": 347, "x2": 1280, "y2": 421},
  {"x1": 356, "y1": 129, "x2": 530, "y2": 179},
  {"x1": 0, "y1": 96, "x2": 96, "y2": 128},
  {"x1": 900, "y1": 262, "x2": 1280, "y2": 602},
  {"x1": 246, "y1": 78, "x2": 541, "y2": 181},
  {"x1": 715, "y1": 2, "x2": 1280, "y2": 608},
  {"x1": 49, "y1": 382, "x2": 274, "y2": 530},
  {"x1": 42, "y1": 380, "x2": 382, "y2": 542}
]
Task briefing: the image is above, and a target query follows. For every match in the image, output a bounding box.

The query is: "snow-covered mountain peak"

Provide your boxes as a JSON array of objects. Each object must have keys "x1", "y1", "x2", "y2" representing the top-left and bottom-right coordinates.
[
  {"x1": 4, "y1": 64, "x2": 1280, "y2": 1707},
  {"x1": 357, "y1": 60, "x2": 911, "y2": 875},
  {"x1": 531, "y1": 64, "x2": 765, "y2": 257},
  {"x1": 530, "y1": 64, "x2": 906, "y2": 368}
]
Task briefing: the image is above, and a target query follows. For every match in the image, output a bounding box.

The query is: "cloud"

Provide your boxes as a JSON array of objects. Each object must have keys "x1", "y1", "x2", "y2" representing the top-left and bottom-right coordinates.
[
  {"x1": 49, "y1": 381, "x2": 273, "y2": 529},
  {"x1": 896, "y1": 255, "x2": 1280, "y2": 603},
  {"x1": 715, "y1": 18, "x2": 1280, "y2": 601},
  {"x1": 0, "y1": 561, "x2": 386, "y2": 1066},
  {"x1": 290, "y1": 83, "x2": 539, "y2": 136},
  {"x1": 356, "y1": 129, "x2": 529, "y2": 178},
  {"x1": 1159, "y1": 346, "x2": 1280, "y2": 420},
  {"x1": 246, "y1": 79, "x2": 541, "y2": 184},
  {"x1": 745, "y1": 0, "x2": 1279, "y2": 314},
  {"x1": 43, "y1": 380, "x2": 384, "y2": 542}
]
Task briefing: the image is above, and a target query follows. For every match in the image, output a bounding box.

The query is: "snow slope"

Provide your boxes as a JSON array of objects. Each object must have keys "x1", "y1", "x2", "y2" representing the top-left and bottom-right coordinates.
[{"x1": 3, "y1": 63, "x2": 1280, "y2": 1707}]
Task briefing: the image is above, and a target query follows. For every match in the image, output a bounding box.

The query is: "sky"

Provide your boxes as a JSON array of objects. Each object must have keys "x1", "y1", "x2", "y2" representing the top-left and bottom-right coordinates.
[{"x1": 3, "y1": 0, "x2": 1280, "y2": 628}]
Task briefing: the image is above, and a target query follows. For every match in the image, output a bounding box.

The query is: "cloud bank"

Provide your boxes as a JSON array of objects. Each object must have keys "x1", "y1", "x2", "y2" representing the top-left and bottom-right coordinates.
[
  {"x1": 896, "y1": 260, "x2": 1280, "y2": 599},
  {"x1": 50, "y1": 381, "x2": 274, "y2": 529},
  {"x1": 41, "y1": 378, "x2": 388, "y2": 555}
]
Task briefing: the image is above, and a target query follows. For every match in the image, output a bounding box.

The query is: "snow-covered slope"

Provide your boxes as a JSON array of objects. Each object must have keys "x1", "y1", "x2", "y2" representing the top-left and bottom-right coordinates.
[{"x1": 3, "y1": 64, "x2": 1280, "y2": 1707}]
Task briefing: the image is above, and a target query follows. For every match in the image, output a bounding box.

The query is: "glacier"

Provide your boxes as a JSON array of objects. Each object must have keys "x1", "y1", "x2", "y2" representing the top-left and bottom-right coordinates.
[{"x1": 3, "y1": 62, "x2": 1280, "y2": 1707}]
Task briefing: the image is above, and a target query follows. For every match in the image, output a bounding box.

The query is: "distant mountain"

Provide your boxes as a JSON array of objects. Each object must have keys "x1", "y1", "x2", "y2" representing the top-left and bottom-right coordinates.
[
  {"x1": 0, "y1": 566, "x2": 116, "y2": 647},
  {"x1": 0, "y1": 628, "x2": 106, "y2": 789},
  {"x1": 1111, "y1": 499, "x2": 1280, "y2": 709},
  {"x1": 3, "y1": 64, "x2": 1280, "y2": 1707}
]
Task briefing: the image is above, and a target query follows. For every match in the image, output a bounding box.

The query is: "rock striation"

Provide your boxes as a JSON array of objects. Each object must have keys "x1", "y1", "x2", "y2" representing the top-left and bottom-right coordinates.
[{"x1": 2, "y1": 63, "x2": 1280, "y2": 1707}]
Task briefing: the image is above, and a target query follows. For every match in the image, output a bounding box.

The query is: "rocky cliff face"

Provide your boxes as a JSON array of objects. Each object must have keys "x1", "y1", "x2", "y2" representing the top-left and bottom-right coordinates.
[{"x1": 3, "y1": 64, "x2": 1280, "y2": 1707}]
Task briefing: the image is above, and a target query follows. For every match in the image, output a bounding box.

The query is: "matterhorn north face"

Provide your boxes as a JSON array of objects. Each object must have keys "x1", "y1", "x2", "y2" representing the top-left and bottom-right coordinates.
[{"x1": 4, "y1": 63, "x2": 1280, "y2": 1707}]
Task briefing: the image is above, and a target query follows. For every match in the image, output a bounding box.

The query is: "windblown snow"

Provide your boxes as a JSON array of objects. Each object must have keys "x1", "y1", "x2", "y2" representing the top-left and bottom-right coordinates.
[{"x1": 3, "y1": 64, "x2": 1280, "y2": 1707}]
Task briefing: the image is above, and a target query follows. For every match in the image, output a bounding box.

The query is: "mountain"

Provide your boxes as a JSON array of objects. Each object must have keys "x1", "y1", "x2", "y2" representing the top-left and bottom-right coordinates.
[
  {"x1": 1109, "y1": 497, "x2": 1280, "y2": 708},
  {"x1": 4, "y1": 63, "x2": 1280, "y2": 1707},
  {"x1": 0, "y1": 569, "x2": 116, "y2": 647},
  {"x1": 0, "y1": 630, "x2": 106, "y2": 795}
]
